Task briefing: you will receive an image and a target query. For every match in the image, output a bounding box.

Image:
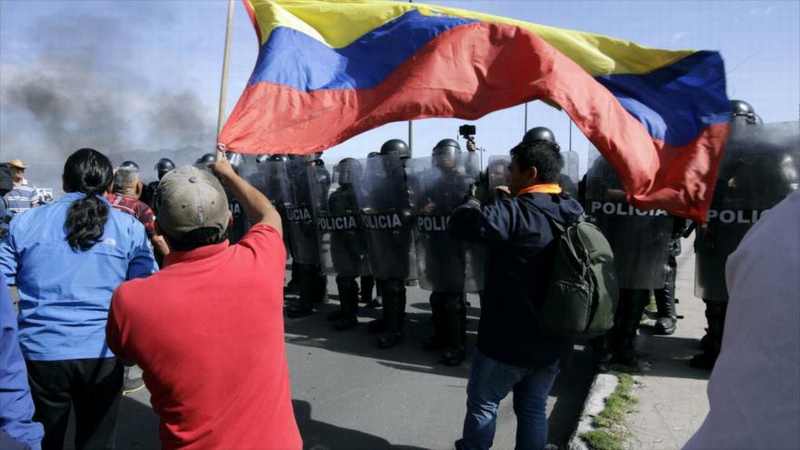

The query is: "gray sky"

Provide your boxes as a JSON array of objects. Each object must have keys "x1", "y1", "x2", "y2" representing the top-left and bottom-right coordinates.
[{"x1": 1, "y1": 0, "x2": 798, "y2": 187}]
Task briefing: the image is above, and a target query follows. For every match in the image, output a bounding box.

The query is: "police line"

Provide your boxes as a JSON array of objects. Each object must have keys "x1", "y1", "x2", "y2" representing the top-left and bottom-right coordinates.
[
  {"x1": 590, "y1": 201, "x2": 770, "y2": 225},
  {"x1": 297, "y1": 203, "x2": 772, "y2": 230},
  {"x1": 302, "y1": 210, "x2": 452, "y2": 233}
]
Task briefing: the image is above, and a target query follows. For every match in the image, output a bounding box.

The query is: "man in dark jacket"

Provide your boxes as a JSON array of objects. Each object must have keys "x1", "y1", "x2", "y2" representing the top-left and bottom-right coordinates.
[{"x1": 451, "y1": 140, "x2": 583, "y2": 450}]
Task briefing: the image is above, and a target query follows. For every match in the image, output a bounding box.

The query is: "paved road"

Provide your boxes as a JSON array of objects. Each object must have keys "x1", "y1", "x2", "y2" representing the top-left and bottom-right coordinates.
[
  {"x1": 626, "y1": 238, "x2": 711, "y2": 450},
  {"x1": 106, "y1": 280, "x2": 595, "y2": 450}
]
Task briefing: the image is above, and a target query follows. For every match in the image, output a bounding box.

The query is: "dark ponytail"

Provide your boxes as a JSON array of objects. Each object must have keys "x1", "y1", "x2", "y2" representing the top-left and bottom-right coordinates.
[{"x1": 62, "y1": 148, "x2": 113, "y2": 251}]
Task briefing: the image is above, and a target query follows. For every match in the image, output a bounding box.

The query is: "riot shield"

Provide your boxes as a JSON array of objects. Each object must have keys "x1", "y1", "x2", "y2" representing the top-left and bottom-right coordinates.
[
  {"x1": 356, "y1": 154, "x2": 416, "y2": 281},
  {"x1": 585, "y1": 157, "x2": 674, "y2": 290},
  {"x1": 459, "y1": 150, "x2": 482, "y2": 180},
  {"x1": 561, "y1": 149, "x2": 580, "y2": 182},
  {"x1": 487, "y1": 155, "x2": 511, "y2": 191},
  {"x1": 317, "y1": 159, "x2": 368, "y2": 277},
  {"x1": 695, "y1": 121, "x2": 800, "y2": 301},
  {"x1": 285, "y1": 157, "x2": 323, "y2": 265},
  {"x1": 253, "y1": 156, "x2": 294, "y2": 253},
  {"x1": 560, "y1": 150, "x2": 580, "y2": 197},
  {"x1": 411, "y1": 157, "x2": 484, "y2": 293}
]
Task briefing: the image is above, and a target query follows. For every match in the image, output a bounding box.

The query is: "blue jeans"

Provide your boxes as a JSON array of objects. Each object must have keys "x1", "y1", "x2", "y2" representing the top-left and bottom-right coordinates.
[{"x1": 456, "y1": 350, "x2": 560, "y2": 450}]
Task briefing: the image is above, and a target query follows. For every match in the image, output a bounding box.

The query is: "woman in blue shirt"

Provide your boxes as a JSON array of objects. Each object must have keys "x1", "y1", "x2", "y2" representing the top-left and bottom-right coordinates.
[{"x1": 0, "y1": 148, "x2": 157, "y2": 450}]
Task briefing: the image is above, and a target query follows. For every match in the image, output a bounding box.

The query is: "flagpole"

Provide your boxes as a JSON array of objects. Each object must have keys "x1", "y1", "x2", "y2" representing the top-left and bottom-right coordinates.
[
  {"x1": 217, "y1": 0, "x2": 236, "y2": 141},
  {"x1": 524, "y1": 102, "x2": 529, "y2": 132},
  {"x1": 407, "y1": 0, "x2": 414, "y2": 156},
  {"x1": 568, "y1": 116, "x2": 573, "y2": 152}
]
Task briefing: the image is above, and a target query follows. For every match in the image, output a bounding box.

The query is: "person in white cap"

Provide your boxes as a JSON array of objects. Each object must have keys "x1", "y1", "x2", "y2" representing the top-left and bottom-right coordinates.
[{"x1": 3, "y1": 160, "x2": 41, "y2": 217}]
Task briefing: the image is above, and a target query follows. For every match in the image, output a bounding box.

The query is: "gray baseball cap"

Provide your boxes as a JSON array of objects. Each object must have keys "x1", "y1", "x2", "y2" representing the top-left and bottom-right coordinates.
[{"x1": 156, "y1": 165, "x2": 230, "y2": 238}]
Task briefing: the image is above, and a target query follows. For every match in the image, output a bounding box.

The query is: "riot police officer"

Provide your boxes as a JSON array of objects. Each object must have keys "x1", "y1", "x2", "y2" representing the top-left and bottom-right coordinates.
[
  {"x1": 195, "y1": 153, "x2": 216, "y2": 167},
  {"x1": 692, "y1": 100, "x2": 799, "y2": 369},
  {"x1": 285, "y1": 155, "x2": 327, "y2": 318},
  {"x1": 585, "y1": 157, "x2": 674, "y2": 367},
  {"x1": 141, "y1": 158, "x2": 175, "y2": 209},
  {"x1": 119, "y1": 160, "x2": 140, "y2": 172},
  {"x1": 318, "y1": 158, "x2": 371, "y2": 330},
  {"x1": 651, "y1": 217, "x2": 688, "y2": 335},
  {"x1": 522, "y1": 127, "x2": 578, "y2": 197},
  {"x1": 415, "y1": 138, "x2": 481, "y2": 365},
  {"x1": 359, "y1": 139, "x2": 415, "y2": 348}
]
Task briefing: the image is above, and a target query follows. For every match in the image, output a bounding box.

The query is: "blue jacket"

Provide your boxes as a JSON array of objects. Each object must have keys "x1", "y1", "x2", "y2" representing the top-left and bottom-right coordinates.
[
  {"x1": 0, "y1": 282, "x2": 43, "y2": 450},
  {"x1": 0, "y1": 193, "x2": 157, "y2": 361},
  {"x1": 450, "y1": 191, "x2": 584, "y2": 368}
]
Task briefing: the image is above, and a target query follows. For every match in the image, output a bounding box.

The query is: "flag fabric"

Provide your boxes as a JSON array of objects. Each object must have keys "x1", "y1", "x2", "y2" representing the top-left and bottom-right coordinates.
[{"x1": 220, "y1": 0, "x2": 730, "y2": 221}]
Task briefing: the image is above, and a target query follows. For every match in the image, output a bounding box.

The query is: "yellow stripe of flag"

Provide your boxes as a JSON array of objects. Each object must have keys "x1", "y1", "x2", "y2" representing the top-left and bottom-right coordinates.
[{"x1": 247, "y1": 0, "x2": 694, "y2": 75}]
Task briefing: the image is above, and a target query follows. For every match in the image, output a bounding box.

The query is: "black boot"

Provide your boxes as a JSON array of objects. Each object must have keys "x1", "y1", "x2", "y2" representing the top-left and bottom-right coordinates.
[
  {"x1": 360, "y1": 275, "x2": 380, "y2": 308},
  {"x1": 312, "y1": 267, "x2": 327, "y2": 304},
  {"x1": 368, "y1": 280, "x2": 387, "y2": 334},
  {"x1": 334, "y1": 276, "x2": 359, "y2": 331},
  {"x1": 610, "y1": 289, "x2": 649, "y2": 366},
  {"x1": 440, "y1": 293, "x2": 467, "y2": 366},
  {"x1": 286, "y1": 264, "x2": 314, "y2": 318},
  {"x1": 423, "y1": 292, "x2": 446, "y2": 351},
  {"x1": 654, "y1": 253, "x2": 678, "y2": 335},
  {"x1": 377, "y1": 279, "x2": 405, "y2": 349},
  {"x1": 690, "y1": 301, "x2": 727, "y2": 370},
  {"x1": 285, "y1": 261, "x2": 301, "y2": 294}
]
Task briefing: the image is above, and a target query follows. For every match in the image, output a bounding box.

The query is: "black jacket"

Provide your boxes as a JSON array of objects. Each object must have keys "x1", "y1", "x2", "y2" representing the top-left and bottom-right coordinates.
[{"x1": 450, "y1": 191, "x2": 584, "y2": 368}]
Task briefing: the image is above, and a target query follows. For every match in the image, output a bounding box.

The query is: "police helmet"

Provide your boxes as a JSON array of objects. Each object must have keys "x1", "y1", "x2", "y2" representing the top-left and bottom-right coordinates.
[
  {"x1": 522, "y1": 127, "x2": 560, "y2": 150},
  {"x1": 433, "y1": 138, "x2": 461, "y2": 155},
  {"x1": 155, "y1": 158, "x2": 175, "y2": 180},
  {"x1": 336, "y1": 158, "x2": 363, "y2": 186},
  {"x1": 433, "y1": 138, "x2": 459, "y2": 170},
  {"x1": 196, "y1": 153, "x2": 216, "y2": 166},
  {"x1": 380, "y1": 139, "x2": 410, "y2": 159},
  {"x1": 119, "y1": 160, "x2": 140, "y2": 171},
  {"x1": 730, "y1": 100, "x2": 755, "y2": 117},
  {"x1": 729, "y1": 99, "x2": 762, "y2": 124}
]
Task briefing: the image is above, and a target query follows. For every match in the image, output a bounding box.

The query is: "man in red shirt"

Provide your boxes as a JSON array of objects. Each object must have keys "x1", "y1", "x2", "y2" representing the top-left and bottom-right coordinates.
[{"x1": 106, "y1": 151, "x2": 301, "y2": 450}]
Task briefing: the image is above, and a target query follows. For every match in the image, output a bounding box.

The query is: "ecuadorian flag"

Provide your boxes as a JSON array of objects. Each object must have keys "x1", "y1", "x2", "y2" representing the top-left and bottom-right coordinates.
[{"x1": 220, "y1": 0, "x2": 730, "y2": 221}]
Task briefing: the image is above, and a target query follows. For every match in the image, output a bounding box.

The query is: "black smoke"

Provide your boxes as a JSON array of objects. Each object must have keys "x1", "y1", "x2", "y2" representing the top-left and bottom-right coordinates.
[{"x1": 0, "y1": 10, "x2": 216, "y2": 188}]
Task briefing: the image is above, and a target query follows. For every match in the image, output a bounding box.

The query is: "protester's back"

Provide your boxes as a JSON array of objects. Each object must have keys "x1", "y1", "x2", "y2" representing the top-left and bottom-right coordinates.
[
  {"x1": 478, "y1": 193, "x2": 583, "y2": 367},
  {"x1": 107, "y1": 164, "x2": 301, "y2": 450}
]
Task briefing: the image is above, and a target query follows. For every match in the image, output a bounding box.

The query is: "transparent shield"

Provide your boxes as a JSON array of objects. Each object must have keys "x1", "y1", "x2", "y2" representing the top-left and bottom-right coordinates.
[
  {"x1": 317, "y1": 159, "x2": 368, "y2": 277},
  {"x1": 356, "y1": 154, "x2": 416, "y2": 280},
  {"x1": 411, "y1": 157, "x2": 483, "y2": 292},
  {"x1": 695, "y1": 120, "x2": 800, "y2": 301},
  {"x1": 585, "y1": 157, "x2": 674, "y2": 290},
  {"x1": 285, "y1": 158, "x2": 324, "y2": 265}
]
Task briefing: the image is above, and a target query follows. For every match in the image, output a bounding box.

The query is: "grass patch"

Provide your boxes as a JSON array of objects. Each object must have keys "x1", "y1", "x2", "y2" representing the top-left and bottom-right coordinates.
[{"x1": 580, "y1": 373, "x2": 638, "y2": 450}]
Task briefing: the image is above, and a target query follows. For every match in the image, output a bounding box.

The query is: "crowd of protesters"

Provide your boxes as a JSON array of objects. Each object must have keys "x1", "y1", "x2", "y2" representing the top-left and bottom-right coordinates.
[{"x1": 0, "y1": 135, "x2": 797, "y2": 450}]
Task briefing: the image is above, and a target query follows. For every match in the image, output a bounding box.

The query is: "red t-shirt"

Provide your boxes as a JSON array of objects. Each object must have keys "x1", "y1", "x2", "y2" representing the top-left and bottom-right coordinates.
[{"x1": 107, "y1": 224, "x2": 301, "y2": 450}]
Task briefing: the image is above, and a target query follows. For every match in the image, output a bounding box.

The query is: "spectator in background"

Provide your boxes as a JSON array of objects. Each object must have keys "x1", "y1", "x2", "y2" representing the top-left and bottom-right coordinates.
[
  {"x1": 3, "y1": 160, "x2": 40, "y2": 217},
  {"x1": 684, "y1": 190, "x2": 800, "y2": 450},
  {"x1": 1, "y1": 282, "x2": 44, "y2": 450},
  {"x1": 107, "y1": 167, "x2": 153, "y2": 235},
  {"x1": 0, "y1": 163, "x2": 13, "y2": 239},
  {"x1": 107, "y1": 167, "x2": 169, "y2": 261},
  {"x1": 105, "y1": 167, "x2": 168, "y2": 395},
  {"x1": 0, "y1": 148, "x2": 157, "y2": 450},
  {"x1": 107, "y1": 150, "x2": 301, "y2": 450}
]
